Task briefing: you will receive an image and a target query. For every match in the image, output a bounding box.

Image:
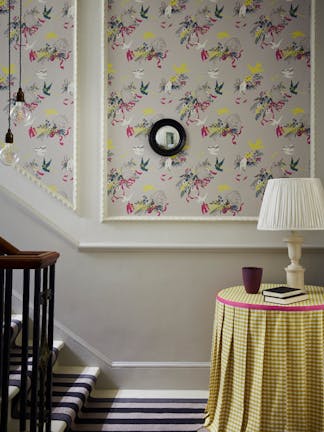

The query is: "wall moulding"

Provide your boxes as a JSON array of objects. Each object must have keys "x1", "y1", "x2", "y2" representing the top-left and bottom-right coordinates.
[
  {"x1": 0, "y1": 0, "x2": 78, "y2": 210},
  {"x1": 101, "y1": 0, "x2": 314, "y2": 222}
]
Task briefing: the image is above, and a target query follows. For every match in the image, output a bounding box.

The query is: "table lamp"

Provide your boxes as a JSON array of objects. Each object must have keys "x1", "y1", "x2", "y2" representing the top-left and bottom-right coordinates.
[{"x1": 257, "y1": 178, "x2": 324, "y2": 289}]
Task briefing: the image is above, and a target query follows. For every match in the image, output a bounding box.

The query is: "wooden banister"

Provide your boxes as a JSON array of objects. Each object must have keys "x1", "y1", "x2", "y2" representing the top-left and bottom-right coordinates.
[
  {"x1": 0, "y1": 237, "x2": 59, "y2": 431},
  {"x1": 0, "y1": 252, "x2": 60, "y2": 269},
  {"x1": 0, "y1": 237, "x2": 60, "y2": 268}
]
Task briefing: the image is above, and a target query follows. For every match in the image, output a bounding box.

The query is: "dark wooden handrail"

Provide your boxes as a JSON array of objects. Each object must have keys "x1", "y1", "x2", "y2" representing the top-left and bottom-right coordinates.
[
  {"x1": 0, "y1": 237, "x2": 59, "y2": 268},
  {"x1": 0, "y1": 236, "x2": 59, "y2": 431}
]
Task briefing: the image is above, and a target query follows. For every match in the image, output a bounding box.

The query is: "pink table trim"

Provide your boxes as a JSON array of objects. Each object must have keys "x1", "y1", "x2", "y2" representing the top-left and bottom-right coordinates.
[{"x1": 216, "y1": 295, "x2": 324, "y2": 312}]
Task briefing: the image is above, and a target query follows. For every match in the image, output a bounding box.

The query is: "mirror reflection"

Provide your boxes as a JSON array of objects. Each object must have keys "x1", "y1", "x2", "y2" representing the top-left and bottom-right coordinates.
[
  {"x1": 149, "y1": 119, "x2": 186, "y2": 156},
  {"x1": 156, "y1": 126, "x2": 180, "y2": 150}
]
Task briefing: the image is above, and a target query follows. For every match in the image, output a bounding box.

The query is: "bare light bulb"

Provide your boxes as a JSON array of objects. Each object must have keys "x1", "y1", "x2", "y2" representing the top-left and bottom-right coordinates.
[
  {"x1": 0, "y1": 129, "x2": 19, "y2": 166},
  {"x1": 10, "y1": 87, "x2": 31, "y2": 124}
]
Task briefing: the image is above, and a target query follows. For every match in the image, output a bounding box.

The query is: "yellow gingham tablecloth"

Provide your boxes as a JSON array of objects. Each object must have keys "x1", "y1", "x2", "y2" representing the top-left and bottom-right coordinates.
[{"x1": 204, "y1": 285, "x2": 324, "y2": 432}]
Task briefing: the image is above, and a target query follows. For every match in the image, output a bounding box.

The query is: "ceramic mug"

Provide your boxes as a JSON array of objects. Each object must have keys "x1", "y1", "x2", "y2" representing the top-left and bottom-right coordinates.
[{"x1": 242, "y1": 267, "x2": 263, "y2": 294}]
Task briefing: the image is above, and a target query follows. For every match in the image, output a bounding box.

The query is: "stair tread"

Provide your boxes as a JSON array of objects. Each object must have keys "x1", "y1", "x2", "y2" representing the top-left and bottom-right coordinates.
[
  {"x1": 9, "y1": 340, "x2": 65, "y2": 393},
  {"x1": 51, "y1": 367, "x2": 99, "y2": 428}
]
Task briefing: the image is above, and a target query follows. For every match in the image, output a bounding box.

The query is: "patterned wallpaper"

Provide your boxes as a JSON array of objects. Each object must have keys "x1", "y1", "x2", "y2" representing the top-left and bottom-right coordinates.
[
  {"x1": 106, "y1": 0, "x2": 311, "y2": 219},
  {"x1": 0, "y1": 0, "x2": 76, "y2": 208}
]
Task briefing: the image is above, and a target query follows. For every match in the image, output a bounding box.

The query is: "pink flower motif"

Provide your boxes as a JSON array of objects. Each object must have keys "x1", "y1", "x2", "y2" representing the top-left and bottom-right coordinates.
[
  {"x1": 201, "y1": 125, "x2": 209, "y2": 137},
  {"x1": 29, "y1": 50, "x2": 37, "y2": 62},
  {"x1": 276, "y1": 125, "x2": 284, "y2": 137},
  {"x1": 126, "y1": 202, "x2": 134, "y2": 214},
  {"x1": 201, "y1": 202, "x2": 209, "y2": 214},
  {"x1": 201, "y1": 49, "x2": 209, "y2": 61},
  {"x1": 275, "y1": 49, "x2": 283, "y2": 60},
  {"x1": 29, "y1": 127, "x2": 36, "y2": 138},
  {"x1": 126, "y1": 49, "x2": 134, "y2": 61},
  {"x1": 126, "y1": 126, "x2": 134, "y2": 137}
]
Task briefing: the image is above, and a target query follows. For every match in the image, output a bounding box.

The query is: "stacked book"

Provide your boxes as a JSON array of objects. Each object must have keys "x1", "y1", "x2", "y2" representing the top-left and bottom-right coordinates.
[{"x1": 262, "y1": 286, "x2": 308, "y2": 304}]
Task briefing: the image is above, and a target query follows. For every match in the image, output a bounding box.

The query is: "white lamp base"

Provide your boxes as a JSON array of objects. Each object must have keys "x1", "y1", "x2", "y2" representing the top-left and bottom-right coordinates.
[{"x1": 284, "y1": 231, "x2": 305, "y2": 289}]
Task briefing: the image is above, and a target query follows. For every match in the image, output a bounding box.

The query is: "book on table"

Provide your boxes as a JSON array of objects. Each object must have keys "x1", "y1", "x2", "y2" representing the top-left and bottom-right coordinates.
[
  {"x1": 263, "y1": 292, "x2": 308, "y2": 305},
  {"x1": 262, "y1": 286, "x2": 304, "y2": 298}
]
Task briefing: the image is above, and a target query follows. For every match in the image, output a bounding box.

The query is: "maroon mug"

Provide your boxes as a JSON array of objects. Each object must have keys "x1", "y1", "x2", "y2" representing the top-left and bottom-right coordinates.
[{"x1": 242, "y1": 267, "x2": 263, "y2": 294}]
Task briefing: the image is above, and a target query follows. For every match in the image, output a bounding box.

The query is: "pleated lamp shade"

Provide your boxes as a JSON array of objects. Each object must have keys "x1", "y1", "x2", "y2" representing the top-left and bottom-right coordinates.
[{"x1": 257, "y1": 178, "x2": 324, "y2": 231}]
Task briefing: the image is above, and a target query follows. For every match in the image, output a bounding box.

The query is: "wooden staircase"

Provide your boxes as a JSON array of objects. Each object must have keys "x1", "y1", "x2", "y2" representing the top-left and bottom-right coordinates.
[
  {"x1": 7, "y1": 315, "x2": 100, "y2": 431},
  {"x1": 0, "y1": 236, "x2": 99, "y2": 431}
]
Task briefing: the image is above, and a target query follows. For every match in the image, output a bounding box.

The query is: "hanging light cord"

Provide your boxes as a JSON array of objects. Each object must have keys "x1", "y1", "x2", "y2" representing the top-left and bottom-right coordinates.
[
  {"x1": 19, "y1": 0, "x2": 22, "y2": 89},
  {"x1": 8, "y1": 0, "x2": 11, "y2": 130}
]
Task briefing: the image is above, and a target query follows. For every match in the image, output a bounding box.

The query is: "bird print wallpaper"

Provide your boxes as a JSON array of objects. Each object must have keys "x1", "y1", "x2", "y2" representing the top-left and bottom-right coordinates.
[
  {"x1": 0, "y1": 0, "x2": 76, "y2": 208},
  {"x1": 105, "y1": 0, "x2": 311, "y2": 219}
]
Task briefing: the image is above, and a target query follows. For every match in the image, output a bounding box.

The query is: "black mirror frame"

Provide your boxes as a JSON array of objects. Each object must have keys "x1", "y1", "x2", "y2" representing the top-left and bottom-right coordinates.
[{"x1": 149, "y1": 118, "x2": 186, "y2": 156}]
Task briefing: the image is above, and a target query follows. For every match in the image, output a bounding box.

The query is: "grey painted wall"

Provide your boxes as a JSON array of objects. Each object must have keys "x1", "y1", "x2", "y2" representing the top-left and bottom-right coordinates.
[{"x1": 0, "y1": 0, "x2": 324, "y2": 389}]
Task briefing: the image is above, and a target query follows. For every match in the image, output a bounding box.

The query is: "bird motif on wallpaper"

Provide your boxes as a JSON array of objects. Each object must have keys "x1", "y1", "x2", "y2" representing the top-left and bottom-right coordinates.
[
  {"x1": 208, "y1": 145, "x2": 220, "y2": 155},
  {"x1": 289, "y1": 81, "x2": 299, "y2": 95},
  {"x1": 208, "y1": 67, "x2": 220, "y2": 78},
  {"x1": 215, "y1": 157, "x2": 225, "y2": 172},
  {"x1": 42, "y1": 158, "x2": 52, "y2": 173},
  {"x1": 140, "y1": 81, "x2": 150, "y2": 95},
  {"x1": 164, "y1": 5, "x2": 172, "y2": 19},
  {"x1": 140, "y1": 5, "x2": 150, "y2": 19},
  {"x1": 289, "y1": 4, "x2": 299, "y2": 18},
  {"x1": 133, "y1": 145, "x2": 145, "y2": 156},
  {"x1": 36, "y1": 68, "x2": 47, "y2": 80},
  {"x1": 282, "y1": 143, "x2": 295, "y2": 156},
  {"x1": 140, "y1": 158, "x2": 150, "y2": 171},
  {"x1": 133, "y1": 68, "x2": 144, "y2": 79},
  {"x1": 214, "y1": 4, "x2": 224, "y2": 19},
  {"x1": 43, "y1": 82, "x2": 52, "y2": 96},
  {"x1": 34, "y1": 146, "x2": 47, "y2": 157},
  {"x1": 215, "y1": 81, "x2": 224, "y2": 95},
  {"x1": 281, "y1": 67, "x2": 294, "y2": 79},
  {"x1": 238, "y1": 4, "x2": 246, "y2": 17},
  {"x1": 43, "y1": 5, "x2": 53, "y2": 20}
]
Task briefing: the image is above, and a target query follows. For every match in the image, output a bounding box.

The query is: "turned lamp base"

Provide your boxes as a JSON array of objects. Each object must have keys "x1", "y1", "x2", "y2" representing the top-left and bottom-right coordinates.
[{"x1": 284, "y1": 231, "x2": 305, "y2": 289}]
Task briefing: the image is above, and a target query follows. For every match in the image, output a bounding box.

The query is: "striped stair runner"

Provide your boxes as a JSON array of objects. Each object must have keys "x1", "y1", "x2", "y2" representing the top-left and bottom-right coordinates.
[
  {"x1": 8, "y1": 317, "x2": 207, "y2": 432},
  {"x1": 70, "y1": 397, "x2": 207, "y2": 432}
]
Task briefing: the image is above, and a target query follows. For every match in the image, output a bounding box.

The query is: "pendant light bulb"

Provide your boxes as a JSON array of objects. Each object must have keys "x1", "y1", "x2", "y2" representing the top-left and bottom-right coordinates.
[
  {"x1": 10, "y1": 87, "x2": 31, "y2": 124},
  {"x1": 0, "y1": 129, "x2": 19, "y2": 166}
]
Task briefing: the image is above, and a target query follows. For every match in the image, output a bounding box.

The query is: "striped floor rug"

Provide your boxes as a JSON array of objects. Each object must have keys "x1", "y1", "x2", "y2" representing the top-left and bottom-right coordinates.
[{"x1": 70, "y1": 396, "x2": 207, "y2": 432}]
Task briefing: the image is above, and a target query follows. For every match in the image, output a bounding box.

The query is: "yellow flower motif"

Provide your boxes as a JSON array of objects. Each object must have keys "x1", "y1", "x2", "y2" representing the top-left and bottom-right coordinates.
[
  {"x1": 291, "y1": 31, "x2": 305, "y2": 39},
  {"x1": 46, "y1": 32, "x2": 58, "y2": 40},
  {"x1": 143, "y1": 32, "x2": 156, "y2": 40},
  {"x1": 249, "y1": 139, "x2": 263, "y2": 150},
  {"x1": 217, "y1": 32, "x2": 230, "y2": 39},
  {"x1": 143, "y1": 184, "x2": 155, "y2": 192},
  {"x1": 217, "y1": 108, "x2": 230, "y2": 115},
  {"x1": 173, "y1": 64, "x2": 189, "y2": 74},
  {"x1": 248, "y1": 63, "x2": 263, "y2": 74},
  {"x1": 218, "y1": 184, "x2": 231, "y2": 192},
  {"x1": 292, "y1": 107, "x2": 304, "y2": 116}
]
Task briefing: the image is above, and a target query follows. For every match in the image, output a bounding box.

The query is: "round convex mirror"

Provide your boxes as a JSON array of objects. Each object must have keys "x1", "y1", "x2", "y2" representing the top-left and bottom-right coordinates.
[{"x1": 149, "y1": 119, "x2": 186, "y2": 156}]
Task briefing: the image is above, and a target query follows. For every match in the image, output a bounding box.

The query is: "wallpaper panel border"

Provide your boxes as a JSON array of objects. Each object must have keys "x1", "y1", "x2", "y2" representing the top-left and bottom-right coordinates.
[
  {"x1": 101, "y1": 0, "x2": 315, "y2": 222},
  {"x1": 2, "y1": 1, "x2": 79, "y2": 211}
]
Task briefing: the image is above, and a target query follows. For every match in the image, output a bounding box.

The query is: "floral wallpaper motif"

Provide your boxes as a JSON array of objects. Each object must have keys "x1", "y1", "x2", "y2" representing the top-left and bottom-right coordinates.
[
  {"x1": 0, "y1": 0, "x2": 75, "y2": 207},
  {"x1": 106, "y1": 0, "x2": 311, "y2": 218}
]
